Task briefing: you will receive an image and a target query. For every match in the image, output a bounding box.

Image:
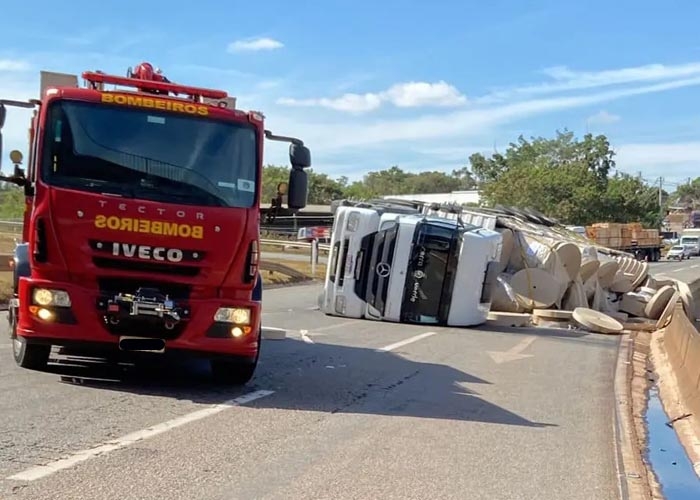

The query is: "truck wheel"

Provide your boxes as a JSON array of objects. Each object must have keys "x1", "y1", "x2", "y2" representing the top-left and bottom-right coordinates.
[
  {"x1": 10, "y1": 309, "x2": 50, "y2": 370},
  {"x1": 210, "y1": 329, "x2": 261, "y2": 385}
]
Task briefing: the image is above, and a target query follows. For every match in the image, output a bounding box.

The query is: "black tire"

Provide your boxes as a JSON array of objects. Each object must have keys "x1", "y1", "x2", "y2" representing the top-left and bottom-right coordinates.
[
  {"x1": 10, "y1": 308, "x2": 50, "y2": 370},
  {"x1": 210, "y1": 329, "x2": 261, "y2": 385}
]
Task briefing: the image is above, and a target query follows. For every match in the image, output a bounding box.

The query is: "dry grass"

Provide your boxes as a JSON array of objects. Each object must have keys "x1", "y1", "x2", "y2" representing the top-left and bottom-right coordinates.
[
  {"x1": 261, "y1": 259, "x2": 326, "y2": 287},
  {"x1": 0, "y1": 232, "x2": 20, "y2": 255},
  {"x1": 0, "y1": 272, "x2": 12, "y2": 303}
]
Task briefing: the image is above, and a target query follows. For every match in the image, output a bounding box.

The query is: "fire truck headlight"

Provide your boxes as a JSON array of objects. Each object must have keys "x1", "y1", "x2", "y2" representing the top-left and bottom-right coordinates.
[
  {"x1": 32, "y1": 288, "x2": 72, "y2": 307},
  {"x1": 214, "y1": 307, "x2": 251, "y2": 325}
]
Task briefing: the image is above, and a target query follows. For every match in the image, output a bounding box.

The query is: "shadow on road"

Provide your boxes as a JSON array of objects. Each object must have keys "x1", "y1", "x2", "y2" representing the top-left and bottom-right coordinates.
[{"x1": 26, "y1": 338, "x2": 556, "y2": 429}]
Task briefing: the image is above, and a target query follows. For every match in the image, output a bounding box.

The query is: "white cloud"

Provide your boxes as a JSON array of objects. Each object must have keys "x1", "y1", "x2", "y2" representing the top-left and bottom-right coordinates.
[
  {"x1": 227, "y1": 37, "x2": 284, "y2": 53},
  {"x1": 268, "y1": 75, "x2": 700, "y2": 153},
  {"x1": 278, "y1": 81, "x2": 467, "y2": 113},
  {"x1": 483, "y1": 61, "x2": 700, "y2": 102},
  {"x1": 587, "y1": 110, "x2": 621, "y2": 125},
  {"x1": 0, "y1": 59, "x2": 31, "y2": 71},
  {"x1": 383, "y1": 81, "x2": 467, "y2": 108},
  {"x1": 277, "y1": 93, "x2": 383, "y2": 113}
]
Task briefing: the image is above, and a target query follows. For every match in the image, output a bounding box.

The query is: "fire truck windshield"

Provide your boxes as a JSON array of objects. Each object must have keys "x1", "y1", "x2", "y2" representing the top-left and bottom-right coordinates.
[{"x1": 40, "y1": 100, "x2": 258, "y2": 208}]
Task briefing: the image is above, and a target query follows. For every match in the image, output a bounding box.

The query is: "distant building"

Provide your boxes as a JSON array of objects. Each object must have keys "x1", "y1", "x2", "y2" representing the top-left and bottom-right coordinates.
[{"x1": 381, "y1": 190, "x2": 481, "y2": 206}]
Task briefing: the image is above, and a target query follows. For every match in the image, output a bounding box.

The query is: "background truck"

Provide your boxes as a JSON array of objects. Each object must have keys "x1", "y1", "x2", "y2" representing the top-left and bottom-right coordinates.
[
  {"x1": 320, "y1": 200, "x2": 502, "y2": 327},
  {"x1": 679, "y1": 228, "x2": 700, "y2": 256},
  {"x1": 0, "y1": 61, "x2": 312, "y2": 384},
  {"x1": 585, "y1": 222, "x2": 663, "y2": 261}
]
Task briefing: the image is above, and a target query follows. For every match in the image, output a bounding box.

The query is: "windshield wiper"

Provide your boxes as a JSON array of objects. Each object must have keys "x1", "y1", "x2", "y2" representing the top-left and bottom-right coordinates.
[{"x1": 134, "y1": 184, "x2": 226, "y2": 207}]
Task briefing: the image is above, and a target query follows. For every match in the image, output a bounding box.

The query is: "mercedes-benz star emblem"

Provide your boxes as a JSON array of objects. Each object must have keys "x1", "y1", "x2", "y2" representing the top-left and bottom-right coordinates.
[{"x1": 375, "y1": 262, "x2": 391, "y2": 278}]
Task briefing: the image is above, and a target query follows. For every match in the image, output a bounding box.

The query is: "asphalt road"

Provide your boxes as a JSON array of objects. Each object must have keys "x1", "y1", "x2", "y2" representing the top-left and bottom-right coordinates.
[
  {"x1": 8, "y1": 255, "x2": 700, "y2": 499},
  {"x1": 648, "y1": 254, "x2": 700, "y2": 283}
]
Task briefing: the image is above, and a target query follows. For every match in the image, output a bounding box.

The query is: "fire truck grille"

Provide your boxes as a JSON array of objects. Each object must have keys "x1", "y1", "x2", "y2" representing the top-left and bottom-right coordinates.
[
  {"x1": 92, "y1": 257, "x2": 200, "y2": 277},
  {"x1": 96, "y1": 277, "x2": 192, "y2": 299}
]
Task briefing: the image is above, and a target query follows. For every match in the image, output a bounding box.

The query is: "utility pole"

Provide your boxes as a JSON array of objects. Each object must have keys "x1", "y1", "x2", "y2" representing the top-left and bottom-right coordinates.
[{"x1": 658, "y1": 177, "x2": 664, "y2": 228}]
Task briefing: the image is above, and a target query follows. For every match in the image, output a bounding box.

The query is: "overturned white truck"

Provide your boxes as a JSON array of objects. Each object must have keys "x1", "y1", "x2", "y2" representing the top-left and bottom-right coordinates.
[{"x1": 319, "y1": 199, "x2": 503, "y2": 327}]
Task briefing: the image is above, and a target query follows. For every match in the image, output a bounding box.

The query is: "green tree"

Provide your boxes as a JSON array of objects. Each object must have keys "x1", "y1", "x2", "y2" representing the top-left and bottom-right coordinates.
[{"x1": 468, "y1": 130, "x2": 619, "y2": 224}]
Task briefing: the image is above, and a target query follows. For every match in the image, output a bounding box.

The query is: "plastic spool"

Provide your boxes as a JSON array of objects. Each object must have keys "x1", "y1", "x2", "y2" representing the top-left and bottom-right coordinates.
[
  {"x1": 639, "y1": 286, "x2": 658, "y2": 296},
  {"x1": 562, "y1": 281, "x2": 589, "y2": 309},
  {"x1": 643, "y1": 275, "x2": 658, "y2": 289},
  {"x1": 644, "y1": 285, "x2": 676, "y2": 320},
  {"x1": 579, "y1": 259, "x2": 600, "y2": 283},
  {"x1": 532, "y1": 309, "x2": 573, "y2": 320},
  {"x1": 620, "y1": 293, "x2": 648, "y2": 317},
  {"x1": 572, "y1": 307, "x2": 624, "y2": 334},
  {"x1": 554, "y1": 242, "x2": 582, "y2": 282},
  {"x1": 610, "y1": 275, "x2": 634, "y2": 294},
  {"x1": 261, "y1": 327, "x2": 286, "y2": 340},
  {"x1": 630, "y1": 261, "x2": 649, "y2": 289},
  {"x1": 619, "y1": 258, "x2": 635, "y2": 274},
  {"x1": 487, "y1": 312, "x2": 532, "y2": 327},
  {"x1": 497, "y1": 228, "x2": 514, "y2": 273},
  {"x1": 597, "y1": 261, "x2": 620, "y2": 289},
  {"x1": 509, "y1": 268, "x2": 563, "y2": 309},
  {"x1": 655, "y1": 291, "x2": 680, "y2": 330},
  {"x1": 676, "y1": 280, "x2": 697, "y2": 322}
]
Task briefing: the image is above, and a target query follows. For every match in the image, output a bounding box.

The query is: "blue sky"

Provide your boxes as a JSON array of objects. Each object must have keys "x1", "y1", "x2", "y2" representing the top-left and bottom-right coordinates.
[{"x1": 2, "y1": 0, "x2": 700, "y2": 191}]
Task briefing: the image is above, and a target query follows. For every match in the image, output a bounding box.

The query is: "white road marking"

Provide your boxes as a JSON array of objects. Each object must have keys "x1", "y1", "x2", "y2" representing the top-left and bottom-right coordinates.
[
  {"x1": 671, "y1": 269, "x2": 684, "y2": 273},
  {"x1": 7, "y1": 389, "x2": 274, "y2": 482},
  {"x1": 376, "y1": 331, "x2": 438, "y2": 352},
  {"x1": 487, "y1": 335, "x2": 537, "y2": 364},
  {"x1": 691, "y1": 264, "x2": 699, "y2": 269}
]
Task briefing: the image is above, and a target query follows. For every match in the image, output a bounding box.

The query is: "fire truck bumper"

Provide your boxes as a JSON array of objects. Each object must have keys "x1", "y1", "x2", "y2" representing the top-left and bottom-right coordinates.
[{"x1": 14, "y1": 278, "x2": 261, "y2": 359}]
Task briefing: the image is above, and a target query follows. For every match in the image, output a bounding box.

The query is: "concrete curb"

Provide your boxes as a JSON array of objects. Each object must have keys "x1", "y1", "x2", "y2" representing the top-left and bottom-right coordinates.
[
  {"x1": 614, "y1": 332, "x2": 656, "y2": 500},
  {"x1": 650, "y1": 277, "x2": 700, "y2": 481}
]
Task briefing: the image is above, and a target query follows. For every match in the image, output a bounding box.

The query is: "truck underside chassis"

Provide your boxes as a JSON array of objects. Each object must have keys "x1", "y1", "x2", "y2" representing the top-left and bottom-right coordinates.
[
  {"x1": 7, "y1": 280, "x2": 263, "y2": 385},
  {"x1": 628, "y1": 247, "x2": 661, "y2": 262}
]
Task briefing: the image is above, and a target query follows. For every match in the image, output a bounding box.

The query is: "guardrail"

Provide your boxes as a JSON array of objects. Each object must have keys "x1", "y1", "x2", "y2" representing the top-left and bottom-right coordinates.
[{"x1": 260, "y1": 239, "x2": 330, "y2": 252}]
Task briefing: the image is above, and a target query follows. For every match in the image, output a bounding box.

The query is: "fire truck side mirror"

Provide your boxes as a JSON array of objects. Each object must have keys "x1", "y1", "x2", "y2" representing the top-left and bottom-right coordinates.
[
  {"x1": 289, "y1": 143, "x2": 311, "y2": 169},
  {"x1": 287, "y1": 167, "x2": 308, "y2": 210}
]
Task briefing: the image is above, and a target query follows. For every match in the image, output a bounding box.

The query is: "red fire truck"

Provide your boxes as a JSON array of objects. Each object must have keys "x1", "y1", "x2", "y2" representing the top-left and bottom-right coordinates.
[{"x1": 0, "y1": 62, "x2": 312, "y2": 384}]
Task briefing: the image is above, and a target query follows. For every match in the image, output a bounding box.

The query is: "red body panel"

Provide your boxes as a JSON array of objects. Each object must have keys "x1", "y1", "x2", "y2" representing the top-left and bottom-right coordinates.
[{"x1": 16, "y1": 83, "x2": 266, "y2": 358}]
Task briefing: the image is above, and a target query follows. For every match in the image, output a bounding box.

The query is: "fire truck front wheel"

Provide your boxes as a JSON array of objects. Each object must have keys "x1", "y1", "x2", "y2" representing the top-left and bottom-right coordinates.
[
  {"x1": 209, "y1": 328, "x2": 261, "y2": 385},
  {"x1": 10, "y1": 311, "x2": 50, "y2": 370}
]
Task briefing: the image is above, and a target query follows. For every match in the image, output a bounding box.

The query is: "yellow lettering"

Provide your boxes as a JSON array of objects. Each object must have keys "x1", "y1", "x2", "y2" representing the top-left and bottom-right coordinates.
[
  {"x1": 119, "y1": 218, "x2": 133, "y2": 231},
  {"x1": 93, "y1": 215, "x2": 204, "y2": 239},
  {"x1": 162, "y1": 222, "x2": 178, "y2": 237},
  {"x1": 99, "y1": 93, "x2": 214, "y2": 116},
  {"x1": 106, "y1": 216, "x2": 120, "y2": 230}
]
